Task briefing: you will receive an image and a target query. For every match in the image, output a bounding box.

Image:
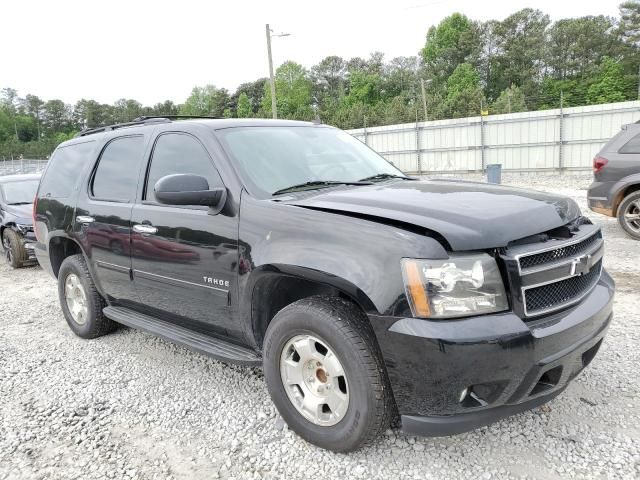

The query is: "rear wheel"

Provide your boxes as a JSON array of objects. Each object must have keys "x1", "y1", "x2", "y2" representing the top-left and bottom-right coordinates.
[
  {"x1": 263, "y1": 296, "x2": 393, "y2": 452},
  {"x1": 2, "y1": 229, "x2": 27, "y2": 269},
  {"x1": 58, "y1": 254, "x2": 117, "y2": 338},
  {"x1": 617, "y1": 191, "x2": 640, "y2": 240}
]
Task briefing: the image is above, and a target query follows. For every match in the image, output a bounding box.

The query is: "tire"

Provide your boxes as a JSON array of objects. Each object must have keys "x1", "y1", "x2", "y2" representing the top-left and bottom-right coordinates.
[
  {"x1": 57, "y1": 254, "x2": 117, "y2": 339},
  {"x1": 263, "y1": 296, "x2": 393, "y2": 452},
  {"x1": 2, "y1": 229, "x2": 27, "y2": 269},
  {"x1": 617, "y1": 191, "x2": 640, "y2": 240}
]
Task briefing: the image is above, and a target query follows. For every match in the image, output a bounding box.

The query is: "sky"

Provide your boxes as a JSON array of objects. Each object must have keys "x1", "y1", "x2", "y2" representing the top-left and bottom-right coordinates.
[{"x1": 1, "y1": 0, "x2": 622, "y2": 106}]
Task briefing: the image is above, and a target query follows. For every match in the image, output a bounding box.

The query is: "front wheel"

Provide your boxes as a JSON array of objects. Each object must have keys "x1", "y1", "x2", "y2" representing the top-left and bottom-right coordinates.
[
  {"x1": 618, "y1": 191, "x2": 640, "y2": 240},
  {"x1": 263, "y1": 296, "x2": 393, "y2": 452},
  {"x1": 2, "y1": 229, "x2": 27, "y2": 269}
]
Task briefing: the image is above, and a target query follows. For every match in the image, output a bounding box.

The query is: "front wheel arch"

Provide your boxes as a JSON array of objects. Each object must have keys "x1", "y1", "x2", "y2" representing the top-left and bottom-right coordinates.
[{"x1": 247, "y1": 267, "x2": 377, "y2": 350}]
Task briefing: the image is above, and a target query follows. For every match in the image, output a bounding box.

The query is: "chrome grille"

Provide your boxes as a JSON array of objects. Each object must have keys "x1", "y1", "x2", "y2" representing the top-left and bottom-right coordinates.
[
  {"x1": 501, "y1": 224, "x2": 604, "y2": 319},
  {"x1": 524, "y1": 260, "x2": 603, "y2": 314},
  {"x1": 519, "y1": 231, "x2": 602, "y2": 270}
]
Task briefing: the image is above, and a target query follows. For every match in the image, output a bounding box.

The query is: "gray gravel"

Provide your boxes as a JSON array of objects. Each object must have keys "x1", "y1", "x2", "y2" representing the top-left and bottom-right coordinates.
[{"x1": 1, "y1": 175, "x2": 639, "y2": 480}]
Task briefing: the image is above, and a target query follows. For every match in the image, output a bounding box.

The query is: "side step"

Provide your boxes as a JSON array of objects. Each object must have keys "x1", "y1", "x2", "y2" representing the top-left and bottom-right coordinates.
[{"x1": 103, "y1": 306, "x2": 261, "y2": 366}]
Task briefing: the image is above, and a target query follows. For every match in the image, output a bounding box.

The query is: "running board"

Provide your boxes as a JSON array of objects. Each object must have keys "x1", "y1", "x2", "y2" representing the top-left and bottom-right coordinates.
[{"x1": 103, "y1": 306, "x2": 261, "y2": 366}]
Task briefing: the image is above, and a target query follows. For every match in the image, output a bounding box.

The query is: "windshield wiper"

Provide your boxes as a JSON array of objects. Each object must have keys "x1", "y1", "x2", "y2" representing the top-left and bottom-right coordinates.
[
  {"x1": 358, "y1": 173, "x2": 417, "y2": 182},
  {"x1": 272, "y1": 180, "x2": 372, "y2": 196},
  {"x1": 8, "y1": 202, "x2": 32, "y2": 205}
]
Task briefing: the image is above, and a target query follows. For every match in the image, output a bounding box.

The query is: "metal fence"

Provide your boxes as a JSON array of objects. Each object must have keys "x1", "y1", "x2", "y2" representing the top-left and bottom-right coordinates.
[
  {"x1": 348, "y1": 100, "x2": 640, "y2": 174},
  {"x1": 0, "y1": 158, "x2": 48, "y2": 176}
]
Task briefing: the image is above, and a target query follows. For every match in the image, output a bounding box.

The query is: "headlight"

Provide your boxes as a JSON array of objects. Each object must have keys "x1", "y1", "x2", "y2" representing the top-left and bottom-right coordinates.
[
  {"x1": 401, "y1": 254, "x2": 508, "y2": 319},
  {"x1": 15, "y1": 224, "x2": 31, "y2": 234}
]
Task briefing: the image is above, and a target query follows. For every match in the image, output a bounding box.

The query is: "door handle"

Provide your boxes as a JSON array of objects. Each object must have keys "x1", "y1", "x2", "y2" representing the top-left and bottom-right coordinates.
[
  {"x1": 76, "y1": 215, "x2": 95, "y2": 224},
  {"x1": 133, "y1": 224, "x2": 158, "y2": 235}
]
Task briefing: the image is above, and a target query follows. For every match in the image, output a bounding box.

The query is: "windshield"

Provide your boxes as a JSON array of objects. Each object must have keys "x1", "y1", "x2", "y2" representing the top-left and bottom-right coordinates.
[
  {"x1": 216, "y1": 126, "x2": 405, "y2": 197},
  {"x1": 1, "y1": 180, "x2": 40, "y2": 205}
]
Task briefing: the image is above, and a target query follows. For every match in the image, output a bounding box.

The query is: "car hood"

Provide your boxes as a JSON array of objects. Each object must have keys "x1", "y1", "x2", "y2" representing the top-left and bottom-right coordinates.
[
  {"x1": 2, "y1": 203, "x2": 33, "y2": 224},
  {"x1": 283, "y1": 180, "x2": 581, "y2": 250}
]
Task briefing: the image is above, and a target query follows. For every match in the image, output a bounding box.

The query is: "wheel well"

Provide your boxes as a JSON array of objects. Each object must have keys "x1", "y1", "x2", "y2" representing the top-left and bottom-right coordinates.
[
  {"x1": 614, "y1": 183, "x2": 640, "y2": 215},
  {"x1": 1, "y1": 224, "x2": 14, "y2": 243},
  {"x1": 49, "y1": 237, "x2": 82, "y2": 278},
  {"x1": 251, "y1": 273, "x2": 364, "y2": 349}
]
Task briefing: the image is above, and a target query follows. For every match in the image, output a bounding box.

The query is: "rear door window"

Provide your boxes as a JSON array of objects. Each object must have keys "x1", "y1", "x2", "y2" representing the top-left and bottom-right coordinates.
[
  {"x1": 92, "y1": 136, "x2": 145, "y2": 202},
  {"x1": 619, "y1": 132, "x2": 640, "y2": 154},
  {"x1": 39, "y1": 141, "x2": 95, "y2": 198}
]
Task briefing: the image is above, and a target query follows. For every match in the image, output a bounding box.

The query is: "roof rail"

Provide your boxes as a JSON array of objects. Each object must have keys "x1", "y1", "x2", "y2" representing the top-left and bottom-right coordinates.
[
  {"x1": 133, "y1": 115, "x2": 222, "y2": 121},
  {"x1": 75, "y1": 117, "x2": 171, "y2": 137},
  {"x1": 75, "y1": 115, "x2": 223, "y2": 138}
]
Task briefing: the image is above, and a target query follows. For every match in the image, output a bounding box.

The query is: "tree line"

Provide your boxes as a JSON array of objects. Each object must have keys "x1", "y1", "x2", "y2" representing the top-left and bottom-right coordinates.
[{"x1": 2, "y1": 2, "x2": 640, "y2": 158}]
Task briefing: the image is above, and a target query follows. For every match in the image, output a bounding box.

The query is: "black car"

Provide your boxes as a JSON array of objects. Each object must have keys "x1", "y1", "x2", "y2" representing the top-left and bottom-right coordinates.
[
  {"x1": 33, "y1": 117, "x2": 614, "y2": 452},
  {"x1": 0, "y1": 173, "x2": 40, "y2": 268},
  {"x1": 588, "y1": 121, "x2": 640, "y2": 239}
]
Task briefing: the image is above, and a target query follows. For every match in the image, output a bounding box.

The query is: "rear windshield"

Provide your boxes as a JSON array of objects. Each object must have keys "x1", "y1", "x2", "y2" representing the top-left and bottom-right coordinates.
[
  {"x1": 1, "y1": 180, "x2": 40, "y2": 205},
  {"x1": 40, "y1": 141, "x2": 95, "y2": 198},
  {"x1": 216, "y1": 126, "x2": 403, "y2": 197}
]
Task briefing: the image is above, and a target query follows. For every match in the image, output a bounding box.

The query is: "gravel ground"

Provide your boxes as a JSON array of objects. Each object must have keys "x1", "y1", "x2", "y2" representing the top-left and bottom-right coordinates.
[{"x1": 1, "y1": 175, "x2": 638, "y2": 480}]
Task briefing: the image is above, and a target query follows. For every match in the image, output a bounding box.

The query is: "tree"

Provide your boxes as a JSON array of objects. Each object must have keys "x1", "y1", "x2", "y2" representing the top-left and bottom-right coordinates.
[
  {"x1": 180, "y1": 85, "x2": 230, "y2": 117},
  {"x1": 73, "y1": 99, "x2": 112, "y2": 129},
  {"x1": 383, "y1": 57, "x2": 419, "y2": 99},
  {"x1": 311, "y1": 55, "x2": 347, "y2": 108},
  {"x1": 236, "y1": 93, "x2": 252, "y2": 118},
  {"x1": 587, "y1": 57, "x2": 627, "y2": 104},
  {"x1": 42, "y1": 99, "x2": 72, "y2": 135},
  {"x1": 151, "y1": 100, "x2": 179, "y2": 116},
  {"x1": 619, "y1": 0, "x2": 640, "y2": 47},
  {"x1": 546, "y1": 16, "x2": 620, "y2": 80},
  {"x1": 22, "y1": 95, "x2": 44, "y2": 138},
  {"x1": 491, "y1": 9, "x2": 550, "y2": 106},
  {"x1": 422, "y1": 13, "x2": 480, "y2": 87},
  {"x1": 230, "y1": 79, "x2": 266, "y2": 115},
  {"x1": 444, "y1": 63, "x2": 484, "y2": 118},
  {"x1": 491, "y1": 84, "x2": 526, "y2": 114},
  {"x1": 112, "y1": 99, "x2": 143, "y2": 123},
  {"x1": 261, "y1": 61, "x2": 314, "y2": 120}
]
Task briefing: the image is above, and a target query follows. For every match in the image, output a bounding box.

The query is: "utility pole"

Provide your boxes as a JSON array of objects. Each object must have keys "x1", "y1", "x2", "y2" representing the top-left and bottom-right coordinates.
[
  {"x1": 420, "y1": 79, "x2": 428, "y2": 121},
  {"x1": 265, "y1": 24, "x2": 291, "y2": 119},
  {"x1": 266, "y1": 24, "x2": 277, "y2": 119},
  {"x1": 507, "y1": 90, "x2": 512, "y2": 114}
]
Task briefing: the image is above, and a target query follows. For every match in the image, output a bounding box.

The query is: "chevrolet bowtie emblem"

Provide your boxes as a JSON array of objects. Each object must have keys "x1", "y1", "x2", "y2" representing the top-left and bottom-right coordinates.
[{"x1": 570, "y1": 254, "x2": 592, "y2": 276}]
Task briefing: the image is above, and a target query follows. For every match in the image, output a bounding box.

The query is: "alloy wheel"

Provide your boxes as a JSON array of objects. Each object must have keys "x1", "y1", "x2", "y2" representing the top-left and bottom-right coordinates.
[
  {"x1": 623, "y1": 199, "x2": 640, "y2": 234},
  {"x1": 280, "y1": 334, "x2": 349, "y2": 426},
  {"x1": 64, "y1": 273, "x2": 89, "y2": 325}
]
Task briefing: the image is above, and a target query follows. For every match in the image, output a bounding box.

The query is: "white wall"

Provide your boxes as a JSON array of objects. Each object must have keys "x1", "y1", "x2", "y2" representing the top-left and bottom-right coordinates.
[{"x1": 348, "y1": 101, "x2": 640, "y2": 173}]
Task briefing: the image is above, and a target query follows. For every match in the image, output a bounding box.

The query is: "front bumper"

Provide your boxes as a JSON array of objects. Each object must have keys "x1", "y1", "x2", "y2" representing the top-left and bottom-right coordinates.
[
  {"x1": 21, "y1": 232, "x2": 38, "y2": 264},
  {"x1": 371, "y1": 271, "x2": 614, "y2": 436}
]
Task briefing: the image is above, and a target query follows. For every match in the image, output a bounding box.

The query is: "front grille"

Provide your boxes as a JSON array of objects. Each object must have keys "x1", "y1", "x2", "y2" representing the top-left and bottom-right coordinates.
[
  {"x1": 524, "y1": 260, "x2": 603, "y2": 315},
  {"x1": 501, "y1": 224, "x2": 604, "y2": 319},
  {"x1": 519, "y1": 231, "x2": 602, "y2": 270}
]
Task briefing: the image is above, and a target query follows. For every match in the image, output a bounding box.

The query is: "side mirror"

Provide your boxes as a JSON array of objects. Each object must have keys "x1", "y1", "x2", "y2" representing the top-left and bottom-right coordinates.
[{"x1": 154, "y1": 174, "x2": 226, "y2": 212}]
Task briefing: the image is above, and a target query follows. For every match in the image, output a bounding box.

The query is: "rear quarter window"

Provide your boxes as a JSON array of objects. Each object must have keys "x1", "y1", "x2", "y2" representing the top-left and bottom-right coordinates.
[
  {"x1": 39, "y1": 141, "x2": 96, "y2": 198},
  {"x1": 619, "y1": 132, "x2": 640, "y2": 154}
]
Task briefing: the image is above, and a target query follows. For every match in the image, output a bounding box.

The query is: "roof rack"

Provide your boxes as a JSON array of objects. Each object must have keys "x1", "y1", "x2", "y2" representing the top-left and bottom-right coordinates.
[
  {"x1": 75, "y1": 117, "x2": 170, "y2": 137},
  {"x1": 75, "y1": 115, "x2": 222, "y2": 137},
  {"x1": 134, "y1": 115, "x2": 221, "y2": 121}
]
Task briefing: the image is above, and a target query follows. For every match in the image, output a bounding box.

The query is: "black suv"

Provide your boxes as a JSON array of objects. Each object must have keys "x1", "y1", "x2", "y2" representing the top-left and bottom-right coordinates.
[
  {"x1": 34, "y1": 118, "x2": 614, "y2": 452},
  {"x1": 0, "y1": 173, "x2": 40, "y2": 268},
  {"x1": 588, "y1": 122, "x2": 640, "y2": 239}
]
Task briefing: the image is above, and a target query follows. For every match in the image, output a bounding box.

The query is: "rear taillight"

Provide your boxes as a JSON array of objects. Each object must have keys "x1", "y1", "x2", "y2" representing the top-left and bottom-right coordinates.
[{"x1": 593, "y1": 156, "x2": 608, "y2": 173}]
